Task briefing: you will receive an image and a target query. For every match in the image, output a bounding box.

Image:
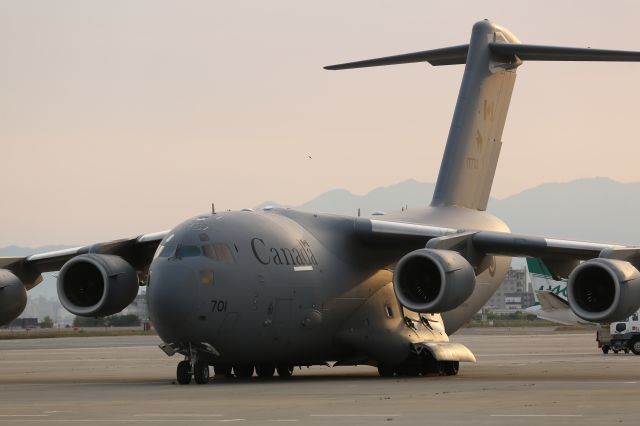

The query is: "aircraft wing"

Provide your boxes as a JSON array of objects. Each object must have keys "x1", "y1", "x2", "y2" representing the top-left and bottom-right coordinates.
[
  {"x1": 535, "y1": 290, "x2": 570, "y2": 311},
  {"x1": 0, "y1": 231, "x2": 168, "y2": 289},
  {"x1": 356, "y1": 218, "x2": 632, "y2": 278}
]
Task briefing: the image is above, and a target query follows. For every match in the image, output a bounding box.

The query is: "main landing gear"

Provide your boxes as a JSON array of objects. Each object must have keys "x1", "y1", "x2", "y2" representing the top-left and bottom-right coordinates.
[
  {"x1": 176, "y1": 360, "x2": 295, "y2": 385},
  {"x1": 377, "y1": 353, "x2": 459, "y2": 378}
]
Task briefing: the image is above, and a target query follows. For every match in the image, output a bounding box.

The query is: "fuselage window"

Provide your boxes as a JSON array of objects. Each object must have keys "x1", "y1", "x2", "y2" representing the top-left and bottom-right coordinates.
[
  {"x1": 384, "y1": 304, "x2": 394, "y2": 318},
  {"x1": 200, "y1": 270, "x2": 215, "y2": 286}
]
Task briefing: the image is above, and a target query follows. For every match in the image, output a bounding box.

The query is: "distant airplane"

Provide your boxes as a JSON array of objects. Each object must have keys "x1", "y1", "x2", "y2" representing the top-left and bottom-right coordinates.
[
  {"x1": 525, "y1": 258, "x2": 597, "y2": 327},
  {"x1": 2, "y1": 20, "x2": 640, "y2": 384}
]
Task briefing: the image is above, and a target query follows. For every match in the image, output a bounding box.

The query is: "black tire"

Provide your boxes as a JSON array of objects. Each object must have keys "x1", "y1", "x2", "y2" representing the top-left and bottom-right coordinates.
[
  {"x1": 443, "y1": 361, "x2": 459, "y2": 376},
  {"x1": 256, "y1": 364, "x2": 276, "y2": 378},
  {"x1": 213, "y1": 364, "x2": 233, "y2": 378},
  {"x1": 602, "y1": 346, "x2": 610, "y2": 354},
  {"x1": 624, "y1": 348, "x2": 630, "y2": 354},
  {"x1": 193, "y1": 361, "x2": 209, "y2": 384},
  {"x1": 630, "y1": 338, "x2": 640, "y2": 355},
  {"x1": 435, "y1": 361, "x2": 447, "y2": 376},
  {"x1": 614, "y1": 349, "x2": 619, "y2": 354},
  {"x1": 377, "y1": 364, "x2": 395, "y2": 377},
  {"x1": 176, "y1": 360, "x2": 191, "y2": 385},
  {"x1": 276, "y1": 365, "x2": 294, "y2": 377},
  {"x1": 234, "y1": 364, "x2": 255, "y2": 379},
  {"x1": 396, "y1": 362, "x2": 420, "y2": 377},
  {"x1": 420, "y1": 353, "x2": 438, "y2": 376}
]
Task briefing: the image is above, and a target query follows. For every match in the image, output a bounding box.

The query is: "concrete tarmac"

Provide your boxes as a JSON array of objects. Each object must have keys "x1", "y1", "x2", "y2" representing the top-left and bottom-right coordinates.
[{"x1": 1, "y1": 329, "x2": 639, "y2": 425}]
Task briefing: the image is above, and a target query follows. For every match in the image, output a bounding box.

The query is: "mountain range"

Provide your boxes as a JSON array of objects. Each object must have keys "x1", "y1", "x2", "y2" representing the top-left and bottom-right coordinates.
[
  {"x1": 3, "y1": 176, "x2": 639, "y2": 302},
  {"x1": 259, "y1": 177, "x2": 640, "y2": 245}
]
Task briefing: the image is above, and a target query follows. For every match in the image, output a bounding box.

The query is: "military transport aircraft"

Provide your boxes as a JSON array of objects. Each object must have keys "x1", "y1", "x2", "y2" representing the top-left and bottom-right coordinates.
[{"x1": 2, "y1": 20, "x2": 640, "y2": 384}]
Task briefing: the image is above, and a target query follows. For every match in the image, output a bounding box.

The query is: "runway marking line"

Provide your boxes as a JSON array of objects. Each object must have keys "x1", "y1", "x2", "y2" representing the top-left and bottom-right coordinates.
[
  {"x1": 0, "y1": 415, "x2": 48, "y2": 417},
  {"x1": 310, "y1": 414, "x2": 401, "y2": 417},
  {"x1": 134, "y1": 414, "x2": 224, "y2": 417},
  {"x1": 491, "y1": 414, "x2": 583, "y2": 417},
  {"x1": 0, "y1": 420, "x2": 246, "y2": 423}
]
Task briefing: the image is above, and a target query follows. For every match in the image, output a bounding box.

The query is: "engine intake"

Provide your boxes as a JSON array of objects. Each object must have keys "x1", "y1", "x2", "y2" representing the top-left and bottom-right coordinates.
[
  {"x1": 0, "y1": 270, "x2": 27, "y2": 325},
  {"x1": 393, "y1": 249, "x2": 476, "y2": 313},
  {"x1": 568, "y1": 258, "x2": 640, "y2": 323},
  {"x1": 57, "y1": 254, "x2": 139, "y2": 317}
]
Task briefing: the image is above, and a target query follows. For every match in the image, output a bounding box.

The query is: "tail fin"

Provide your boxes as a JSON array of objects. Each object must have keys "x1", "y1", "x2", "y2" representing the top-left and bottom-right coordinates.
[
  {"x1": 526, "y1": 257, "x2": 568, "y2": 300},
  {"x1": 431, "y1": 21, "x2": 518, "y2": 210},
  {"x1": 325, "y1": 20, "x2": 640, "y2": 210}
]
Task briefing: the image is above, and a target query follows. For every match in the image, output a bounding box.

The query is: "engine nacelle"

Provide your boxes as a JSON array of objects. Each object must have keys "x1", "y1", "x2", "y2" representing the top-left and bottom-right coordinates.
[
  {"x1": 393, "y1": 249, "x2": 476, "y2": 313},
  {"x1": 57, "y1": 254, "x2": 139, "y2": 317},
  {"x1": 0, "y1": 270, "x2": 27, "y2": 325},
  {"x1": 568, "y1": 258, "x2": 640, "y2": 323}
]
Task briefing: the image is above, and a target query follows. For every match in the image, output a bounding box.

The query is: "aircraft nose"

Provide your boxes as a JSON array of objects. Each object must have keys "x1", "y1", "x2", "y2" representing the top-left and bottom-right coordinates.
[{"x1": 146, "y1": 262, "x2": 198, "y2": 339}]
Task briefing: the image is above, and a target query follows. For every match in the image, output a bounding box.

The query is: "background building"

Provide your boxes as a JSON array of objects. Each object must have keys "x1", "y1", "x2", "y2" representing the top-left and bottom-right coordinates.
[{"x1": 484, "y1": 267, "x2": 535, "y2": 312}]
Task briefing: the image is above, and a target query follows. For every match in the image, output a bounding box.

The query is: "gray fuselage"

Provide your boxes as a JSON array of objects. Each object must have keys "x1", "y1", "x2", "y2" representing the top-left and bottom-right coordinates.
[{"x1": 146, "y1": 206, "x2": 510, "y2": 366}]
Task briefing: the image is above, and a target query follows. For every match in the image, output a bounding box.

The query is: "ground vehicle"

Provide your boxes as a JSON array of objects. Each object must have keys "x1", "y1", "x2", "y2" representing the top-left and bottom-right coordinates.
[{"x1": 597, "y1": 312, "x2": 640, "y2": 355}]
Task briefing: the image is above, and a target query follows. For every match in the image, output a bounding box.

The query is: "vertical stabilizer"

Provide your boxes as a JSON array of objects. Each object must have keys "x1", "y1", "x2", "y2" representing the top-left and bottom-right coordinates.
[
  {"x1": 324, "y1": 20, "x2": 640, "y2": 211},
  {"x1": 431, "y1": 21, "x2": 520, "y2": 210}
]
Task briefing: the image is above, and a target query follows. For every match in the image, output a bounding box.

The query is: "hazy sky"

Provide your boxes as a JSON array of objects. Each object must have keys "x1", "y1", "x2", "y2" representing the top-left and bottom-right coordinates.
[{"x1": 2, "y1": 1, "x2": 640, "y2": 246}]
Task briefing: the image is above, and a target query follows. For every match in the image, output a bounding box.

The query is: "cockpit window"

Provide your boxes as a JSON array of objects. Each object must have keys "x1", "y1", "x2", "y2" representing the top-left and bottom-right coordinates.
[
  {"x1": 175, "y1": 245, "x2": 201, "y2": 258},
  {"x1": 202, "y1": 243, "x2": 235, "y2": 264},
  {"x1": 154, "y1": 244, "x2": 176, "y2": 259}
]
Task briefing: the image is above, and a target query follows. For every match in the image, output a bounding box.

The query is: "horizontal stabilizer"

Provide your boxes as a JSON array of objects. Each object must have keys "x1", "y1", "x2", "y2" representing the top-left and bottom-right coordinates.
[
  {"x1": 325, "y1": 43, "x2": 640, "y2": 71},
  {"x1": 324, "y1": 44, "x2": 469, "y2": 70},
  {"x1": 490, "y1": 43, "x2": 640, "y2": 62}
]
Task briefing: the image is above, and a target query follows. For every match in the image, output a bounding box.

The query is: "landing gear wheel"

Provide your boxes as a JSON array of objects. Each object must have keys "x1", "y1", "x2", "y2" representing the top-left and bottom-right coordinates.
[
  {"x1": 377, "y1": 364, "x2": 395, "y2": 377},
  {"x1": 614, "y1": 349, "x2": 619, "y2": 354},
  {"x1": 602, "y1": 346, "x2": 610, "y2": 354},
  {"x1": 435, "y1": 361, "x2": 447, "y2": 376},
  {"x1": 396, "y1": 363, "x2": 420, "y2": 377},
  {"x1": 420, "y1": 353, "x2": 438, "y2": 376},
  {"x1": 276, "y1": 365, "x2": 294, "y2": 377},
  {"x1": 256, "y1": 364, "x2": 276, "y2": 378},
  {"x1": 176, "y1": 360, "x2": 191, "y2": 385},
  {"x1": 193, "y1": 361, "x2": 209, "y2": 384},
  {"x1": 214, "y1": 364, "x2": 233, "y2": 378},
  {"x1": 234, "y1": 364, "x2": 255, "y2": 379},
  {"x1": 443, "y1": 361, "x2": 459, "y2": 376},
  {"x1": 624, "y1": 348, "x2": 630, "y2": 354},
  {"x1": 630, "y1": 338, "x2": 640, "y2": 355}
]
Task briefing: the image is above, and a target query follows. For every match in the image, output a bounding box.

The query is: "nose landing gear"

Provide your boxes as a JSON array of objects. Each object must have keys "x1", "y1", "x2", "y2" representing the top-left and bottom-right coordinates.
[
  {"x1": 176, "y1": 360, "x2": 191, "y2": 384},
  {"x1": 176, "y1": 344, "x2": 210, "y2": 385}
]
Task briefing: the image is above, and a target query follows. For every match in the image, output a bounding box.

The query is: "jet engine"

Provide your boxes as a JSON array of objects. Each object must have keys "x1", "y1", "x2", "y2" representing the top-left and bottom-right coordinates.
[
  {"x1": 393, "y1": 249, "x2": 476, "y2": 313},
  {"x1": 568, "y1": 258, "x2": 640, "y2": 323},
  {"x1": 0, "y1": 270, "x2": 27, "y2": 325},
  {"x1": 57, "y1": 254, "x2": 139, "y2": 317}
]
